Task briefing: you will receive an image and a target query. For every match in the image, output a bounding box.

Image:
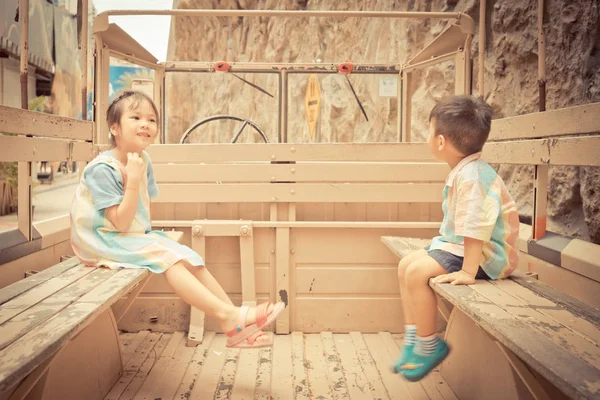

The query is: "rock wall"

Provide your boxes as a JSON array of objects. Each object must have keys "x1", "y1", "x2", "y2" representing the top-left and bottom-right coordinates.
[{"x1": 167, "y1": 0, "x2": 600, "y2": 243}]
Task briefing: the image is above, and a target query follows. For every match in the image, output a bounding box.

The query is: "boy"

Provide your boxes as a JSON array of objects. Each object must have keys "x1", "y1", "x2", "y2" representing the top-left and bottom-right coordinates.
[{"x1": 393, "y1": 95, "x2": 520, "y2": 381}]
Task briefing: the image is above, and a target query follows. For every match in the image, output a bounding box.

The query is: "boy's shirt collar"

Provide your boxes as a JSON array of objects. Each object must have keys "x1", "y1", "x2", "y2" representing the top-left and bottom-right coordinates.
[{"x1": 445, "y1": 152, "x2": 482, "y2": 187}]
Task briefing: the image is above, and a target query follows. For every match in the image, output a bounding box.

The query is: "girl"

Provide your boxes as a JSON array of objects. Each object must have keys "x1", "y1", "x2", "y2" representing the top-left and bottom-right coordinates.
[{"x1": 70, "y1": 90, "x2": 284, "y2": 348}]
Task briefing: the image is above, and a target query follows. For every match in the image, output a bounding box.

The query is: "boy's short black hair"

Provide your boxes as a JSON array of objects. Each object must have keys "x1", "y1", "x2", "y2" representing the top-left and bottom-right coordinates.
[{"x1": 429, "y1": 95, "x2": 493, "y2": 156}]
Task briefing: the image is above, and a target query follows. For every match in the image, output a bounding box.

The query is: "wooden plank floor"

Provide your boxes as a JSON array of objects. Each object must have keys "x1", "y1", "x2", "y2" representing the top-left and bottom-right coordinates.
[{"x1": 105, "y1": 331, "x2": 457, "y2": 400}]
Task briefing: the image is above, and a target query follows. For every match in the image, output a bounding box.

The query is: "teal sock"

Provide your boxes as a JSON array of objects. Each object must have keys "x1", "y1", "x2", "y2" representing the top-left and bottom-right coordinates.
[
  {"x1": 415, "y1": 334, "x2": 440, "y2": 356},
  {"x1": 404, "y1": 325, "x2": 417, "y2": 346}
]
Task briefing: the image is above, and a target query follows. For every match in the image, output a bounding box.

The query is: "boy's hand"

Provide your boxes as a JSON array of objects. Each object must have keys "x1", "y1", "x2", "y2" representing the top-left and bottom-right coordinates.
[
  {"x1": 125, "y1": 152, "x2": 144, "y2": 187},
  {"x1": 432, "y1": 270, "x2": 476, "y2": 286}
]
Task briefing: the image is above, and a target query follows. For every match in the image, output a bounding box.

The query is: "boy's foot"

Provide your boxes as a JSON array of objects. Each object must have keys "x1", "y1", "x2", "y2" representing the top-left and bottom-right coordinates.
[
  {"x1": 401, "y1": 339, "x2": 450, "y2": 382},
  {"x1": 392, "y1": 343, "x2": 415, "y2": 373}
]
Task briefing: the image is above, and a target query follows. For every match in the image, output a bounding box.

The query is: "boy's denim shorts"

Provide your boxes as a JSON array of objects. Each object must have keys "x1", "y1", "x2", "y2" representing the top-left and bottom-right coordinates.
[{"x1": 424, "y1": 246, "x2": 490, "y2": 280}]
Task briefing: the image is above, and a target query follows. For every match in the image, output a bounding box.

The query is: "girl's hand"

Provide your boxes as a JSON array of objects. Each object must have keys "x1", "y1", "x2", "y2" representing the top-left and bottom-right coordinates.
[
  {"x1": 125, "y1": 152, "x2": 144, "y2": 187},
  {"x1": 431, "y1": 270, "x2": 476, "y2": 286}
]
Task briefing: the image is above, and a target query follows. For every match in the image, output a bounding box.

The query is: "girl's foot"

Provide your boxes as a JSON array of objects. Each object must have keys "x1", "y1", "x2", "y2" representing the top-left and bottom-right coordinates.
[{"x1": 222, "y1": 302, "x2": 286, "y2": 348}]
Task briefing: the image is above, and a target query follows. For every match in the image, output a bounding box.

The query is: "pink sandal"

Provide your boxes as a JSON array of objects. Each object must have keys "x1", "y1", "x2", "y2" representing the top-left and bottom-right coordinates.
[
  {"x1": 236, "y1": 330, "x2": 274, "y2": 348},
  {"x1": 225, "y1": 302, "x2": 285, "y2": 348}
]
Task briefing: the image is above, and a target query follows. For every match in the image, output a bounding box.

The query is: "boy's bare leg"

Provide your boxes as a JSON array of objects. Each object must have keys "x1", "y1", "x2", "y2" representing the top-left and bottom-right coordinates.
[
  {"x1": 164, "y1": 262, "x2": 272, "y2": 333},
  {"x1": 405, "y1": 256, "x2": 447, "y2": 336},
  {"x1": 397, "y1": 249, "x2": 428, "y2": 324}
]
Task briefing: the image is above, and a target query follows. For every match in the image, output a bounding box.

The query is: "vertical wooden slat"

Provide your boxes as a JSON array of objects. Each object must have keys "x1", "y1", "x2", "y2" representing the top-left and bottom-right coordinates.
[
  {"x1": 454, "y1": 50, "x2": 467, "y2": 95},
  {"x1": 478, "y1": 0, "x2": 486, "y2": 97},
  {"x1": 188, "y1": 228, "x2": 206, "y2": 346},
  {"x1": 240, "y1": 232, "x2": 257, "y2": 306},
  {"x1": 94, "y1": 35, "x2": 110, "y2": 144},
  {"x1": 275, "y1": 227, "x2": 290, "y2": 334},
  {"x1": 401, "y1": 71, "x2": 412, "y2": 142},
  {"x1": 154, "y1": 66, "x2": 164, "y2": 141},
  {"x1": 18, "y1": 0, "x2": 31, "y2": 241},
  {"x1": 397, "y1": 70, "x2": 403, "y2": 142},
  {"x1": 532, "y1": 165, "x2": 549, "y2": 240},
  {"x1": 17, "y1": 162, "x2": 32, "y2": 240},
  {"x1": 78, "y1": 0, "x2": 88, "y2": 120},
  {"x1": 19, "y1": 0, "x2": 29, "y2": 110}
]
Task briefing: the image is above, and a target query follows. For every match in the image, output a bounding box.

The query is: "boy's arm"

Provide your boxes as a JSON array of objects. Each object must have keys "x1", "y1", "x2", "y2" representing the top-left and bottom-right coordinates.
[{"x1": 462, "y1": 237, "x2": 483, "y2": 277}]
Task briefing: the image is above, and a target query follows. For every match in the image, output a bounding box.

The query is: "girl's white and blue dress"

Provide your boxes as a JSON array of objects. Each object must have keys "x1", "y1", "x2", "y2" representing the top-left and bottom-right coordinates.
[{"x1": 70, "y1": 150, "x2": 204, "y2": 273}]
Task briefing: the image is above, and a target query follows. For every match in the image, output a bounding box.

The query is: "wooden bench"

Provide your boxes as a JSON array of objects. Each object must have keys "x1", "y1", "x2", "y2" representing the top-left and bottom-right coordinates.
[
  {"x1": 0, "y1": 231, "x2": 183, "y2": 400},
  {"x1": 381, "y1": 236, "x2": 600, "y2": 400}
]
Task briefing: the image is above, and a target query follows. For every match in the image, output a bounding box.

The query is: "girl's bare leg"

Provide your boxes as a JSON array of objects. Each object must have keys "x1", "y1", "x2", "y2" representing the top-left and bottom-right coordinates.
[{"x1": 164, "y1": 262, "x2": 272, "y2": 333}]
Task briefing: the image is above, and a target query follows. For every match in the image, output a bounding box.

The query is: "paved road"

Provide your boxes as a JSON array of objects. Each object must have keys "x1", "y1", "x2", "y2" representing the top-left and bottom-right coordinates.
[{"x1": 0, "y1": 173, "x2": 79, "y2": 233}]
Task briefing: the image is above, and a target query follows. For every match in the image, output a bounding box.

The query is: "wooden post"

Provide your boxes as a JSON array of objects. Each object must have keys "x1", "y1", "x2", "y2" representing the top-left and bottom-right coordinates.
[
  {"x1": 532, "y1": 0, "x2": 547, "y2": 241},
  {"x1": 18, "y1": 0, "x2": 32, "y2": 241},
  {"x1": 401, "y1": 71, "x2": 411, "y2": 142},
  {"x1": 478, "y1": 0, "x2": 486, "y2": 96},
  {"x1": 78, "y1": 0, "x2": 88, "y2": 120}
]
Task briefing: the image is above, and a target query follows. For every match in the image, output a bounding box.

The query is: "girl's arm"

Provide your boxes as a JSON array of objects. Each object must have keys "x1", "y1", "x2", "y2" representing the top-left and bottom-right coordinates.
[
  {"x1": 105, "y1": 180, "x2": 140, "y2": 231},
  {"x1": 106, "y1": 153, "x2": 145, "y2": 232}
]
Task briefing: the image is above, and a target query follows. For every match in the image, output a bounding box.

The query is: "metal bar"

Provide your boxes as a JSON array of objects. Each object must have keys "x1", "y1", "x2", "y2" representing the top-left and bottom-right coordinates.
[
  {"x1": 101, "y1": 10, "x2": 462, "y2": 19},
  {"x1": 109, "y1": 49, "x2": 159, "y2": 70},
  {"x1": 538, "y1": 0, "x2": 546, "y2": 112},
  {"x1": 164, "y1": 62, "x2": 401, "y2": 73},
  {"x1": 464, "y1": 35, "x2": 473, "y2": 94},
  {"x1": 478, "y1": 0, "x2": 486, "y2": 96},
  {"x1": 345, "y1": 75, "x2": 368, "y2": 122},
  {"x1": 400, "y1": 51, "x2": 458, "y2": 73}
]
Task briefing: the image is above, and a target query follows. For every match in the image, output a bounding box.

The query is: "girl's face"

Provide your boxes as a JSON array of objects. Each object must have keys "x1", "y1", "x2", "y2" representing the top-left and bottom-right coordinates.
[{"x1": 111, "y1": 98, "x2": 158, "y2": 153}]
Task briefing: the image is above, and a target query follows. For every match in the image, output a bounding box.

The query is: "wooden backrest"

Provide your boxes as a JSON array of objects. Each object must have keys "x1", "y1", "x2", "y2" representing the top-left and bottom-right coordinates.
[{"x1": 147, "y1": 143, "x2": 449, "y2": 205}]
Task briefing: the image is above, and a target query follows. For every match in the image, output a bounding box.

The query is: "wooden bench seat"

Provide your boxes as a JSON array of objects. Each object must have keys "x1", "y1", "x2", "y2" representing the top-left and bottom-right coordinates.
[
  {"x1": 381, "y1": 236, "x2": 600, "y2": 400},
  {"x1": 0, "y1": 231, "x2": 183, "y2": 400}
]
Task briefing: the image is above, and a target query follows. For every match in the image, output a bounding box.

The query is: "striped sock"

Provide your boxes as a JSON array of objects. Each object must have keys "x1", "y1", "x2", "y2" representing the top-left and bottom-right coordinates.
[
  {"x1": 415, "y1": 334, "x2": 440, "y2": 356},
  {"x1": 404, "y1": 325, "x2": 417, "y2": 346}
]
